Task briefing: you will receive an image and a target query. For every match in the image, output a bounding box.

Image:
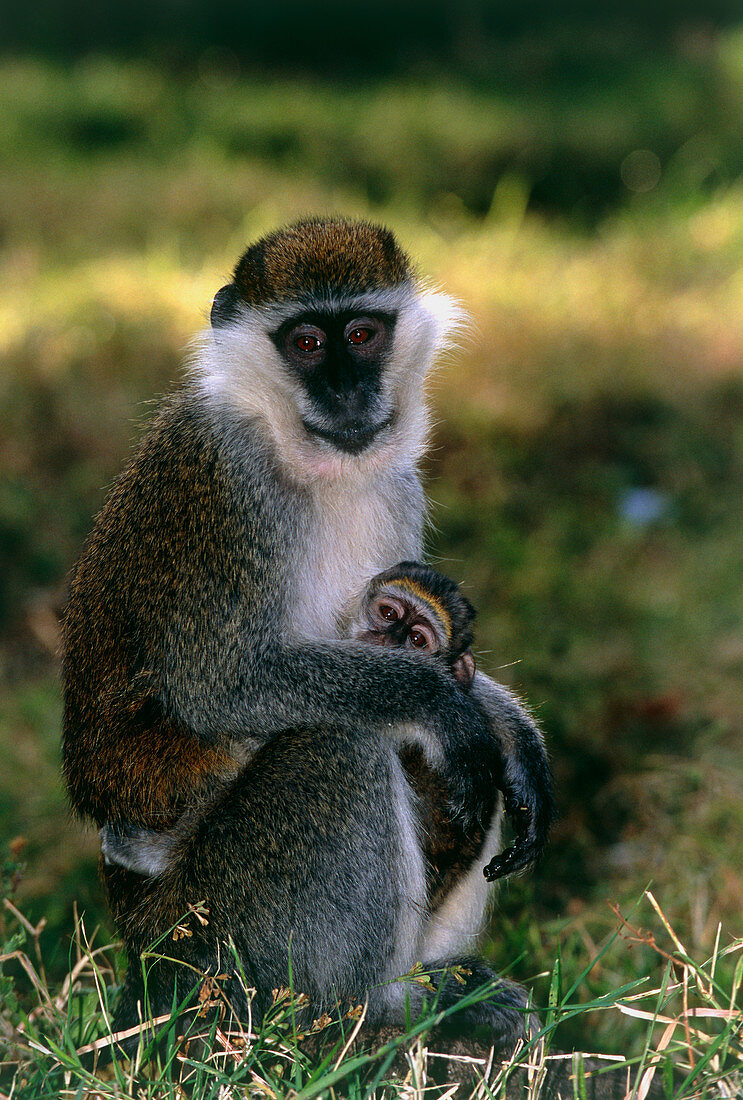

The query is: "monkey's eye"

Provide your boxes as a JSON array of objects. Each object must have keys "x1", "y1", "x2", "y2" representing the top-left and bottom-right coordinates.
[
  {"x1": 371, "y1": 594, "x2": 405, "y2": 627},
  {"x1": 295, "y1": 333, "x2": 324, "y2": 353},
  {"x1": 344, "y1": 316, "x2": 383, "y2": 352},
  {"x1": 408, "y1": 622, "x2": 437, "y2": 652},
  {"x1": 348, "y1": 326, "x2": 371, "y2": 345},
  {"x1": 284, "y1": 323, "x2": 326, "y2": 363}
]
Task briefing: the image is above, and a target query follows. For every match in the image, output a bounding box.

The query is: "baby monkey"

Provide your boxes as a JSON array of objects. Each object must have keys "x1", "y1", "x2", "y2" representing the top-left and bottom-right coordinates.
[
  {"x1": 102, "y1": 563, "x2": 521, "y2": 889},
  {"x1": 349, "y1": 561, "x2": 476, "y2": 687},
  {"x1": 355, "y1": 563, "x2": 495, "y2": 911}
]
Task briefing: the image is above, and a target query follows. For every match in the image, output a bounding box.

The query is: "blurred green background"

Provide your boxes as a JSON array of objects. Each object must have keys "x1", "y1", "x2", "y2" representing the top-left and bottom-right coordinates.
[{"x1": 2, "y1": 0, "x2": 743, "y2": 1056}]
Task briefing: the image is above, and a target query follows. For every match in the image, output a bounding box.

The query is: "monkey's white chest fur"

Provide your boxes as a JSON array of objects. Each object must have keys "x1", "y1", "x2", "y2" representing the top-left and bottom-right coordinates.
[{"x1": 288, "y1": 474, "x2": 422, "y2": 641}]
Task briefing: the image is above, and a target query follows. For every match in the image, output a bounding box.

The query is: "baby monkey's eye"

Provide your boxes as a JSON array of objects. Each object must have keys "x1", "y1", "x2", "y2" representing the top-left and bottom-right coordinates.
[
  {"x1": 371, "y1": 594, "x2": 405, "y2": 626},
  {"x1": 407, "y1": 621, "x2": 437, "y2": 652}
]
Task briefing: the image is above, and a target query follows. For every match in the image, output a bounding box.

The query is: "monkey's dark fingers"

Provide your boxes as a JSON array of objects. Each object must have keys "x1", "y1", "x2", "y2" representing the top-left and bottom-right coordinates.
[
  {"x1": 483, "y1": 837, "x2": 533, "y2": 881},
  {"x1": 483, "y1": 739, "x2": 555, "y2": 880},
  {"x1": 483, "y1": 802, "x2": 532, "y2": 880},
  {"x1": 483, "y1": 785, "x2": 553, "y2": 881}
]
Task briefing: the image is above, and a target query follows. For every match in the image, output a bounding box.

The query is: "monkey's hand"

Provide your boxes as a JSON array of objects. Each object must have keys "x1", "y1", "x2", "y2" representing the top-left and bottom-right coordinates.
[
  {"x1": 482, "y1": 794, "x2": 542, "y2": 881},
  {"x1": 469, "y1": 673, "x2": 555, "y2": 881}
]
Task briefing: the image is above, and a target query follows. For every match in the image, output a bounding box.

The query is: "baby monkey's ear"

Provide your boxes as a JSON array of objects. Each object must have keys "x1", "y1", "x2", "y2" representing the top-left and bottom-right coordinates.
[{"x1": 452, "y1": 649, "x2": 476, "y2": 688}]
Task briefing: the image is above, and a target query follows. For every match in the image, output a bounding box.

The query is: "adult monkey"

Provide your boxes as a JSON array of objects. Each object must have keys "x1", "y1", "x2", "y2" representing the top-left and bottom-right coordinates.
[{"x1": 62, "y1": 218, "x2": 552, "y2": 1047}]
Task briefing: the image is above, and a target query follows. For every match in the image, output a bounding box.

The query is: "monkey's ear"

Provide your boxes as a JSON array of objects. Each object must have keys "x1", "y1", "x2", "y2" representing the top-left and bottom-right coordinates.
[
  {"x1": 211, "y1": 284, "x2": 241, "y2": 327},
  {"x1": 453, "y1": 650, "x2": 476, "y2": 689}
]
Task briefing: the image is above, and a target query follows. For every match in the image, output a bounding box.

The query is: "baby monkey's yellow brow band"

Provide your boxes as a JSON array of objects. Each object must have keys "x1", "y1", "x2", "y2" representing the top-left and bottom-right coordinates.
[{"x1": 385, "y1": 579, "x2": 453, "y2": 643}]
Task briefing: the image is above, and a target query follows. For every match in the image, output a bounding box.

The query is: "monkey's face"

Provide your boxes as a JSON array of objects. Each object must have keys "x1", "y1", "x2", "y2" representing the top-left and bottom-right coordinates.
[
  {"x1": 361, "y1": 587, "x2": 444, "y2": 654},
  {"x1": 352, "y1": 583, "x2": 476, "y2": 688},
  {"x1": 197, "y1": 218, "x2": 462, "y2": 481},
  {"x1": 270, "y1": 310, "x2": 396, "y2": 455}
]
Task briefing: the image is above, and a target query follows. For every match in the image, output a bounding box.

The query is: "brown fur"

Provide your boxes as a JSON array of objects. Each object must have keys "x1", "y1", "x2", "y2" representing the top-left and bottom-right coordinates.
[
  {"x1": 401, "y1": 746, "x2": 488, "y2": 912},
  {"x1": 233, "y1": 217, "x2": 413, "y2": 306},
  {"x1": 62, "y1": 395, "x2": 246, "y2": 829}
]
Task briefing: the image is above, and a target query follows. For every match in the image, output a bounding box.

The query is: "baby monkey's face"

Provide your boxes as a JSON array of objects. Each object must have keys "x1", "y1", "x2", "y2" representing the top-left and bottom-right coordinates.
[
  {"x1": 365, "y1": 588, "x2": 443, "y2": 653},
  {"x1": 352, "y1": 582, "x2": 476, "y2": 688}
]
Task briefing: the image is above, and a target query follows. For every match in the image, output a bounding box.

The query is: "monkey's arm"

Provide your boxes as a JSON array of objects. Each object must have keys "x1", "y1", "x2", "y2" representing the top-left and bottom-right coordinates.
[
  {"x1": 163, "y1": 637, "x2": 499, "y2": 829},
  {"x1": 65, "y1": 402, "x2": 495, "y2": 829},
  {"x1": 99, "y1": 662, "x2": 554, "y2": 882},
  {"x1": 469, "y1": 672, "x2": 555, "y2": 880}
]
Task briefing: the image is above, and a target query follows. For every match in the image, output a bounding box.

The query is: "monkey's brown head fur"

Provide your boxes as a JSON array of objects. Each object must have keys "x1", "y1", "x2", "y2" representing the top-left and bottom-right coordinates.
[{"x1": 232, "y1": 218, "x2": 413, "y2": 308}]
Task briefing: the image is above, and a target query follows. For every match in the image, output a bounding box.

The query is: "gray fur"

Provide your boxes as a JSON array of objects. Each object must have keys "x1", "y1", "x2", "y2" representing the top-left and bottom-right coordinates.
[{"x1": 101, "y1": 823, "x2": 180, "y2": 877}]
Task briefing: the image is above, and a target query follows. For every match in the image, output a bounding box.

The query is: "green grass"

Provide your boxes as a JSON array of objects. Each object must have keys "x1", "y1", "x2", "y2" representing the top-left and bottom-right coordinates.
[
  {"x1": 1, "y1": 45, "x2": 743, "y2": 1091},
  {"x1": 1, "y1": 877, "x2": 741, "y2": 1097}
]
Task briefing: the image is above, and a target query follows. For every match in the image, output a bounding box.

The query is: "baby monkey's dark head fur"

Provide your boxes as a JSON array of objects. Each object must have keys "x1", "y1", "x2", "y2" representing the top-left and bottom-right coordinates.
[{"x1": 352, "y1": 561, "x2": 477, "y2": 688}]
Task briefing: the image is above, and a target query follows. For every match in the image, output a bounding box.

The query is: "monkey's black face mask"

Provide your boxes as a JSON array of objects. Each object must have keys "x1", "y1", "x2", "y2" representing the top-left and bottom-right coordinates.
[{"x1": 272, "y1": 310, "x2": 397, "y2": 454}]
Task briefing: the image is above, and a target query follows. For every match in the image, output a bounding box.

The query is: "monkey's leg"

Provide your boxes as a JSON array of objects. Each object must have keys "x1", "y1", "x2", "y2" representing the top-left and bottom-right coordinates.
[{"x1": 108, "y1": 724, "x2": 427, "y2": 1051}]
